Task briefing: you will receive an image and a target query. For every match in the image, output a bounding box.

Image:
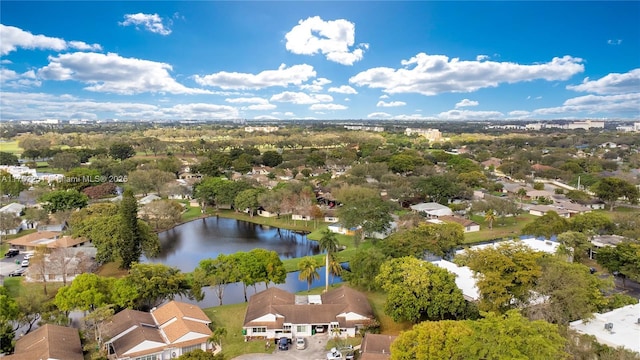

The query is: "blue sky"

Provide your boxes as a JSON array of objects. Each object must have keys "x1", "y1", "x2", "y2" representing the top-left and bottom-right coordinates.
[{"x1": 1, "y1": 1, "x2": 638, "y2": 121}]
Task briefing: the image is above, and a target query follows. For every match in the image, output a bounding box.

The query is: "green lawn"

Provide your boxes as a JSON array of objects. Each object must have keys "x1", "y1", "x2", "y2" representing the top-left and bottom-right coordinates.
[
  {"x1": 204, "y1": 303, "x2": 271, "y2": 358},
  {"x1": 463, "y1": 213, "x2": 536, "y2": 244},
  {"x1": 0, "y1": 140, "x2": 22, "y2": 155}
]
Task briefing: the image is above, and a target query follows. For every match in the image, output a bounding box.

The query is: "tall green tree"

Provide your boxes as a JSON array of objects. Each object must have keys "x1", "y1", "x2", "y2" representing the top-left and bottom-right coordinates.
[
  {"x1": 335, "y1": 185, "x2": 392, "y2": 244},
  {"x1": 298, "y1": 257, "x2": 320, "y2": 292},
  {"x1": 570, "y1": 212, "x2": 615, "y2": 234},
  {"x1": 556, "y1": 231, "x2": 591, "y2": 264},
  {"x1": 49, "y1": 152, "x2": 81, "y2": 171},
  {"x1": 379, "y1": 223, "x2": 464, "y2": 259},
  {"x1": 39, "y1": 189, "x2": 89, "y2": 213},
  {"x1": 234, "y1": 188, "x2": 261, "y2": 216},
  {"x1": 484, "y1": 209, "x2": 496, "y2": 229},
  {"x1": 318, "y1": 229, "x2": 340, "y2": 292},
  {"x1": 342, "y1": 247, "x2": 386, "y2": 291},
  {"x1": 119, "y1": 189, "x2": 142, "y2": 269},
  {"x1": 391, "y1": 311, "x2": 567, "y2": 360},
  {"x1": 527, "y1": 257, "x2": 609, "y2": 324},
  {"x1": 196, "y1": 254, "x2": 241, "y2": 305},
  {"x1": 376, "y1": 257, "x2": 466, "y2": 323},
  {"x1": 521, "y1": 211, "x2": 570, "y2": 238},
  {"x1": 109, "y1": 142, "x2": 136, "y2": 161},
  {"x1": 0, "y1": 151, "x2": 19, "y2": 166},
  {"x1": 462, "y1": 242, "x2": 542, "y2": 313},
  {"x1": 593, "y1": 177, "x2": 639, "y2": 210},
  {"x1": 0, "y1": 170, "x2": 26, "y2": 198},
  {"x1": 54, "y1": 273, "x2": 114, "y2": 313},
  {"x1": 118, "y1": 263, "x2": 193, "y2": 310},
  {"x1": 597, "y1": 241, "x2": 640, "y2": 287}
]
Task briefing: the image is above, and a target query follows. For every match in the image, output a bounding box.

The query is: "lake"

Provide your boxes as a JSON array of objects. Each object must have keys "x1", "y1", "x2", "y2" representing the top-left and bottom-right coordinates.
[{"x1": 144, "y1": 216, "x2": 321, "y2": 272}]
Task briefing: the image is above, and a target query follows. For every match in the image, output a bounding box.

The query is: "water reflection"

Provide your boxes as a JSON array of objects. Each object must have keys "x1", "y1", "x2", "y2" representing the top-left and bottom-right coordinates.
[
  {"x1": 177, "y1": 267, "x2": 343, "y2": 308},
  {"x1": 143, "y1": 217, "x2": 321, "y2": 272}
]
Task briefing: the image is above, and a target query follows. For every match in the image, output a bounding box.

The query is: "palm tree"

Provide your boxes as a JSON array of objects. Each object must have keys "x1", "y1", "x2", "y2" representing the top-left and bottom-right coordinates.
[
  {"x1": 318, "y1": 229, "x2": 340, "y2": 292},
  {"x1": 485, "y1": 209, "x2": 496, "y2": 229},
  {"x1": 208, "y1": 327, "x2": 227, "y2": 351},
  {"x1": 298, "y1": 257, "x2": 320, "y2": 292},
  {"x1": 328, "y1": 252, "x2": 342, "y2": 286},
  {"x1": 516, "y1": 188, "x2": 528, "y2": 208}
]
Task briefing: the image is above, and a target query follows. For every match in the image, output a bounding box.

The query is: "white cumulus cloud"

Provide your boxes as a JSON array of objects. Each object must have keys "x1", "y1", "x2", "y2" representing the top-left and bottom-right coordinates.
[
  {"x1": 37, "y1": 52, "x2": 209, "y2": 95},
  {"x1": 328, "y1": 85, "x2": 357, "y2": 94},
  {"x1": 437, "y1": 109, "x2": 503, "y2": 120},
  {"x1": 0, "y1": 24, "x2": 102, "y2": 55},
  {"x1": 377, "y1": 100, "x2": 406, "y2": 107},
  {"x1": 120, "y1": 13, "x2": 172, "y2": 35},
  {"x1": 270, "y1": 91, "x2": 332, "y2": 104},
  {"x1": 194, "y1": 63, "x2": 316, "y2": 90},
  {"x1": 300, "y1": 77, "x2": 331, "y2": 92},
  {"x1": 224, "y1": 97, "x2": 269, "y2": 104},
  {"x1": 246, "y1": 103, "x2": 277, "y2": 111},
  {"x1": 0, "y1": 68, "x2": 41, "y2": 88},
  {"x1": 350, "y1": 53, "x2": 584, "y2": 95},
  {"x1": 285, "y1": 16, "x2": 367, "y2": 65},
  {"x1": 455, "y1": 99, "x2": 479, "y2": 108},
  {"x1": 534, "y1": 93, "x2": 640, "y2": 116},
  {"x1": 567, "y1": 69, "x2": 640, "y2": 95},
  {"x1": 367, "y1": 112, "x2": 391, "y2": 118},
  {"x1": 309, "y1": 103, "x2": 347, "y2": 111}
]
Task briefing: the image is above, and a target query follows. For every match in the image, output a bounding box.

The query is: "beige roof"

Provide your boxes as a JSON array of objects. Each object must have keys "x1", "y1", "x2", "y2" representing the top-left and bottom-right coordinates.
[
  {"x1": 101, "y1": 309, "x2": 164, "y2": 358},
  {"x1": 360, "y1": 334, "x2": 398, "y2": 360},
  {"x1": 244, "y1": 286, "x2": 374, "y2": 328},
  {"x1": 7, "y1": 324, "x2": 83, "y2": 360},
  {"x1": 101, "y1": 302, "x2": 211, "y2": 357},
  {"x1": 8, "y1": 231, "x2": 59, "y2": 247}
]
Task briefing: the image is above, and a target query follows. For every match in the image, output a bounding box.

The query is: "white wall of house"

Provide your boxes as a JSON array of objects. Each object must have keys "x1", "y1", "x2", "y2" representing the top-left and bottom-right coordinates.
[
  {"x1": 123, "y1": 340, "x2": 166, "y2": 356},
  {"x1": 465, "y1": 224, "x2": 480, "y2": 232},
  {"x1": 257, "y1": 209, "x2": 277, "y2": 218},
  {"x1": 292, "y1": 214, "x2": 311, "y2": 221},
  {"x1": 324, "y1": 216, "x2": 339, "y2": 223}
]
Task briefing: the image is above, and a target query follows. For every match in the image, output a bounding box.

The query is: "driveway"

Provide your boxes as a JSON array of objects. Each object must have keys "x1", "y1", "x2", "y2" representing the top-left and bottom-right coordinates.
[
  {"x1": 0, "y1": 253, "x2": 24, "y2": 277},
  {"x1": 233, "y1": 333, "x2": 331, "y2": 360}
]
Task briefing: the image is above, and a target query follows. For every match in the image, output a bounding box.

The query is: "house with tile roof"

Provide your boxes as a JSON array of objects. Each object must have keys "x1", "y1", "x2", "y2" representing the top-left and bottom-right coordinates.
[
  {"x1": 243, "y1": 286, "x2": 375, "y2": 341},
  {"x1": 4, "y1": 324, "x2": 83, "y2": 360},
  {"x1": 101, "y1": 301, "x2": 213, "y2": 360}
]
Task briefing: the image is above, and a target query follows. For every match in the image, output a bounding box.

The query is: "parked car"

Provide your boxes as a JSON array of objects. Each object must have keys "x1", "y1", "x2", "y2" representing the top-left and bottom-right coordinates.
[
  {"x1": 8, "y1": 268, "x2": 26, "y2": 277},
  {"x1": 21, "y1": 259, "x2": 29, "y2": 267},
  {"x1": 278, "y1": 337, "x2": 289, "y2": 351},
  {"x1": 4, "y1": 249, "x2": 19, "y2": 257},
  {"x1": 23, "y1": 253, "x2": 35, "y2": 260},
  {"x1": 295, "y1": 337, "x2": 306, "y2": 350},
  {"x1": 315, "y1": 325, "x2": 325, "y2": 333},
  {"x1": 327, "y1": 348, "x2": 343, "y2": 359}
]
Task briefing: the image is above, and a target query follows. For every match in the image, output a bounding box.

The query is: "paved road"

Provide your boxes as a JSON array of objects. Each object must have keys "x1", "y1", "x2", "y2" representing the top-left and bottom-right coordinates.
[
  {"x1": 233, "y1": 334, "x2": 333, "y2": 360},
  {"x1": 0, "y1": 253, "x2": 25, "y2": 277}
]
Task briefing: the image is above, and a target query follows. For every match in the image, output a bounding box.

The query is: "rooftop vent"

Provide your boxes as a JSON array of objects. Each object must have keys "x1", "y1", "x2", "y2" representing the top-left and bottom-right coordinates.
[{"x1": 604, "y1": 323, "x2": 613, "y2": 331}]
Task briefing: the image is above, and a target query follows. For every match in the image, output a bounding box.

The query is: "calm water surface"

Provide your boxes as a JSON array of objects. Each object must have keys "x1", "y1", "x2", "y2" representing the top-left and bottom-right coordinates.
[
  {"x1": 143, "y1": 216, "x2": 342, "y2": 307},
  {"x1": 144, "y1": 216, "x2": 321, "y2": 272}
]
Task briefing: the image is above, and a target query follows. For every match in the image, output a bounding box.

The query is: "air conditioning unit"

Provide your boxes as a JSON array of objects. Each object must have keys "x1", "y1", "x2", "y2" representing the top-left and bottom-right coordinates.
[{"x1": 604, "y1": 323, "x2": 613, "y2": 331}]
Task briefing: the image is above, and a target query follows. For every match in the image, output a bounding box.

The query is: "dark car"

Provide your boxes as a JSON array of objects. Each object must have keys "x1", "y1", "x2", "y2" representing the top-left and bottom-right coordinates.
[
  {"x1": 278, "y1": 337, "x2": 289, "y2": 350},
  {"x1": 8, "y1": 268, "x2": 26, "y2": 277},
  {"x1": 4, "y1": 249, "x2": 19, "y2": 257}
]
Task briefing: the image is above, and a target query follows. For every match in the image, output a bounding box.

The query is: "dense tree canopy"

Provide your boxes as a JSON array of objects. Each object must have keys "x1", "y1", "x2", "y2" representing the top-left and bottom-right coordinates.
[
  {"x1": 461, "y1": 243, "x2": 542, "y2": 313},
  {"x1": 379, "y1": 223, "x2": 464, "y2": 259},
  {"x1": 376, "y1": 257, "x2": 466, "y2": 323},
  {"x1": 39, "y1": 189, "x2": 89, "y2": 213},
  {"x1": 391, "y1": 311, "x2": 567, "y2": 360},
  {"x1": 593, "y1": 177, "x2": 639, "y2": 210}
]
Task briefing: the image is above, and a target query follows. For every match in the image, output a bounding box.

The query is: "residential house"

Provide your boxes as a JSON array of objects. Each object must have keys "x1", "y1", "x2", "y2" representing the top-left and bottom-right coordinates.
[
  {"x1": 410, "y1": 202, "x2": 453, "y2": 218},
  {"x1": 5, "y1": 324, "x2": 83, "y2": 360},
  {"x1": 101, "y1": 301, "x2": 213, "y2": 360},
  {"x1": 528, "y1": 205, "x2": 571, "y2": 218},
  {"x1": 481, "y1": 157, "x2": 502, "y2": 170},
  {"x1": 438, "y1": 216, "x2": 480, "y2": 233},
  {"x1": 138, "y1": 193, "x2": 162, "y2": 205},
  {"x1": 570, "y1": 303, "x2": 640, "y2": 354},
  {"x1": 588, "y1": 234, "x2": 627, "y2": 260},
  {"x1": 37, "y1": 221, "x2": 68, "y2": 232},
  {"x1": 327, "y1": 223, "x2": 357, "y2": 236},
  {"x1": 323, "y1": 209, "x2": 339, "y2": 223},
  {"x1": 431, "y1": 259, "x2": 480, "y2": 302},
  {"x1": 242, "y1": 286, "x2": 375, "y2": 340},
  {"x1": 257, "y1": 206, "x2": 278, "y2": 218},
  {"x1": 360, "y1": 333, "x2": 398, "y2": 360},
  {"x1": 8, "y1": 231, "x2": 88, "y2": 252},
  {"x1": 457, "y1": 237, "x2": 560, "y2": 256},
  {"x1": 0, "y1": 202, "x2": 25, "y2": 216}
]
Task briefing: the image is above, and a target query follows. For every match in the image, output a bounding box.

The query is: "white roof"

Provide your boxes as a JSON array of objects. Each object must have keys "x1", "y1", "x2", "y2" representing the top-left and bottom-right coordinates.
[
  {"x1": 410, "y1": 202, "x2": 453, "y2": 216},
  {"x1": 570, "y1": 303, "x2": 640, "y2": 354},
  {"x1": 431, "y1": 260, "x2": 480, "y2": 301},
  {"x1": 138, "y1": 194, "x2": 161, "y2": 205},
  {"x1": 0, "y1": 202, "x2": 25, "y2": 214},
  {"x1": 456, "y1": 237, "x2": 560, "y2": 256}
]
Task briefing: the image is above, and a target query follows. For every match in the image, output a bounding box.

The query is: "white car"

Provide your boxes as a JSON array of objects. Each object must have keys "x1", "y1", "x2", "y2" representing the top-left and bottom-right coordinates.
[
  {"x1": 21, "y1": 259, "x2": 30, "y2": 267},
  {"x1": 23, "y1": 253, "x2": 35, "y2": 260},
  {"x1": 295, "y1": 337, "x2": 306, "y2": 350},
  {"x1": 327, "y1": 348, "x2": 343, "y2": 360}
]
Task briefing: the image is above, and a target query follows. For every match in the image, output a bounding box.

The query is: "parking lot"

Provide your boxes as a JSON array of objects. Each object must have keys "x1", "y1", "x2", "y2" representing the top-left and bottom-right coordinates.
[
  {"x1": 233, "y1": 333, "x2": 351, "y2": 360},
  {"x1": 1, "y1": 251, "x2": 27, "y2": 277}
]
